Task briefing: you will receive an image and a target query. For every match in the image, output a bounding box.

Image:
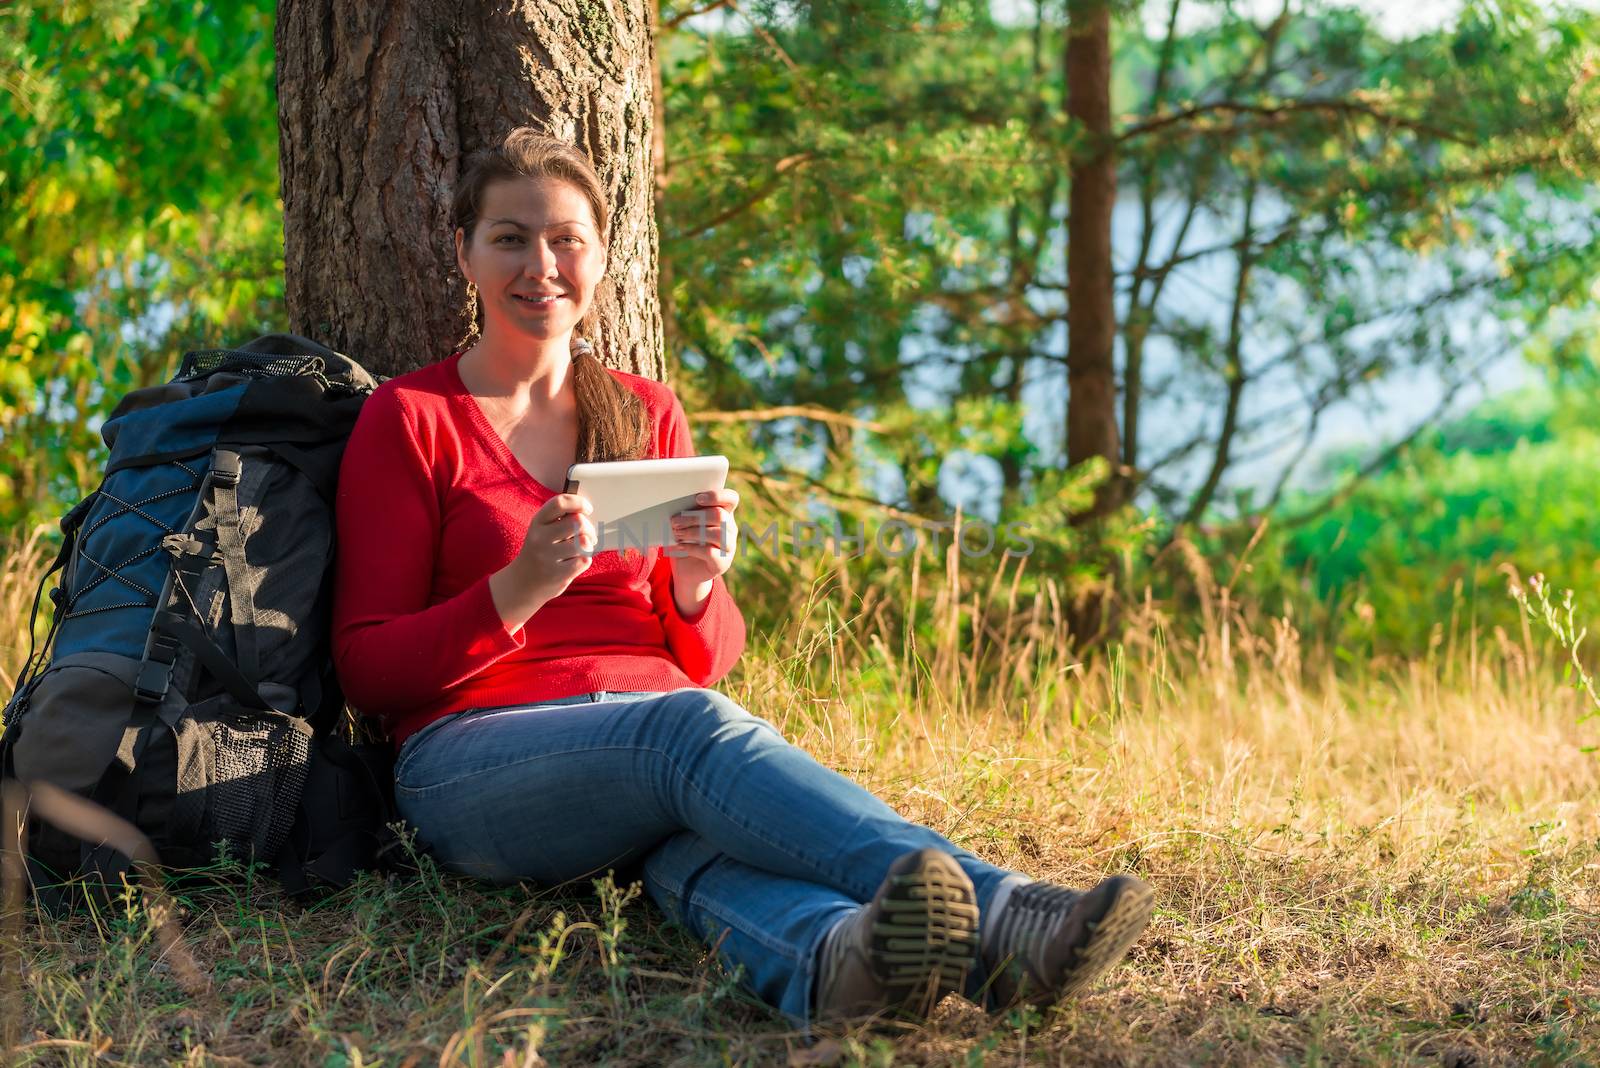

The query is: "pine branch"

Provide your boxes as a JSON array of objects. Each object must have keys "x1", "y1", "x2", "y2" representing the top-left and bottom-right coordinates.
[
  {"x1": 661, "y1": 0, "x2": 734, "y2": 32},
  {"x1": 1117, "y1": 98, "x2": 1475, "y2": 146}
]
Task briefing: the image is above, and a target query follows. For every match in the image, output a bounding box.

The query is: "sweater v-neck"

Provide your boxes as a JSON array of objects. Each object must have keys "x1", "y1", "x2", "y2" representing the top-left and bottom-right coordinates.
[{"x1": 445, "y1": 350, "x2": 566, "y2": 497}]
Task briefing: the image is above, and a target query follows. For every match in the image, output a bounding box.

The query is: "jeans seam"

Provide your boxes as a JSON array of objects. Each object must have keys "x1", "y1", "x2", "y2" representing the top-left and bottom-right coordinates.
[
  {"x1": 644, "y1": 866, "x2": 684, "y2": 899},
  {"x1": 684, "y1": 888, "x2": 807, "y2": 961},
  {"x1": 395, "y1": 738, "x2": 850, "y2": 893},
  {"x1": 658, "y1": 743, "x2": 841, "y2": 888},
  {"x1": 643, "y1": 869, "x2": 681, "y2": 895}
]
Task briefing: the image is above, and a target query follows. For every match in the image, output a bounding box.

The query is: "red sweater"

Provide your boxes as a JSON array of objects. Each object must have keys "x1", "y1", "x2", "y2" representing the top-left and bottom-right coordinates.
[{"x1": 330, "y1": 352, "x2": 746, "y2": 747}]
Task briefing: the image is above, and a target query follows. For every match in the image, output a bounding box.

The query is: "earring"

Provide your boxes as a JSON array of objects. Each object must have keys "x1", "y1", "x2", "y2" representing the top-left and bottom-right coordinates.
[{"x1": 458, "y1": 280, "x2": 481, "y2": 349}]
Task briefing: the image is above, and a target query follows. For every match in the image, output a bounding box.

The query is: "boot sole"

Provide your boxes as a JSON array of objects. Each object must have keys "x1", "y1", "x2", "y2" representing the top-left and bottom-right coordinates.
[
  {"x1": 870, "y1": 849, "x2": 981, "y2": 1017},
  {"x1": 1052, "y1": 874, "x2": 1153, "y2": 1000}
]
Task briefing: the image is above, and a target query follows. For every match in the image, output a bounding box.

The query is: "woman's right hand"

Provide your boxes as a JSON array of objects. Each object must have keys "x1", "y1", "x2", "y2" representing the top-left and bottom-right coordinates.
[{"x1": 489, "y1": 493, "x2": 596, "y2": 631}]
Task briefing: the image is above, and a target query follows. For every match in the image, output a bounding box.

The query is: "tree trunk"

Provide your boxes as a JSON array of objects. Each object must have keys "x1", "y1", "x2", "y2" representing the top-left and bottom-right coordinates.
[
  {"x1": 1064, "y1": 0, "x2": 1121, "y2": 518},
  {"x1": 648, "y1": 0, "x2": 678, "y2": 370},
  {"x1": 275, "y1": 0, "x2": 664, "y2": 380}
]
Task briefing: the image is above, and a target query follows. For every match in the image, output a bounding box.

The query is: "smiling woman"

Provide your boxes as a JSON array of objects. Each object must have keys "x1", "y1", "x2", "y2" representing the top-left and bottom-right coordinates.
[
  {"x1": 458, "y1": 182, "x2": 602, "y2": 342},
  {"x1": 447, "y1": 130, "x2": 649, "y2": 468},
  {"x1": 329, "y1": 127, "x2": 1152, "y2": 1033}
]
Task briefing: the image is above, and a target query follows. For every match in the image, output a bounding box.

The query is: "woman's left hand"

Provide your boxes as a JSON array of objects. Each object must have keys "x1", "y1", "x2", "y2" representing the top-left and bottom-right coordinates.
[{"x1": 668, "y1": 489, "x2": 739, "y2": 611}]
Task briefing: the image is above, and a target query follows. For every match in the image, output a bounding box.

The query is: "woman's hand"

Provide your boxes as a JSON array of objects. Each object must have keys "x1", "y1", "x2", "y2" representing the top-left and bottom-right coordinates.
[
  {"x1": 667, "y1": 489, "x2": 739, "y2": 617},
  {"x1": 490, "y1": 493, "x2": 596, "y2": 631}
]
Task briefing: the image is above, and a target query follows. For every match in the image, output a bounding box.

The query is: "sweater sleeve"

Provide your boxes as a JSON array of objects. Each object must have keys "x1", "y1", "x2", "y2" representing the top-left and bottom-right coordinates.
[
  {"x1": 330, "y1": 387, "x2": 524, "y2": 723},
  {"x1": 646, "y1": 390, "x2": 746, "y2": 685}
]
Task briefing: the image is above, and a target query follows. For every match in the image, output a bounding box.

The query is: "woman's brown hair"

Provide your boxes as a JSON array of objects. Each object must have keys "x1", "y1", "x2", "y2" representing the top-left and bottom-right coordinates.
[{"x1": 450, "y1": 127, "x2": 649, "y2": 463}]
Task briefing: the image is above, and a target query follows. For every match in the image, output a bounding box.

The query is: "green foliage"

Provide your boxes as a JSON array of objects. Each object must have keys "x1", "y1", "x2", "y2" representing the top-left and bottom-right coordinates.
[
  {"x1": 1260, "y1": 386, "x2": 1600, "y2": 648},
  {"x1": 0, "y1": 0, "x2": 282, "y2": 529},
  {"x1": 663, "y1": 0, "x2": 1600, "y2": 533},
  {"x1": 691, "y1": 387, "x2": 1125, "y2": 681},
  {"x1": 660, "y1": 0, "x2": 1063, "y2": 492}
]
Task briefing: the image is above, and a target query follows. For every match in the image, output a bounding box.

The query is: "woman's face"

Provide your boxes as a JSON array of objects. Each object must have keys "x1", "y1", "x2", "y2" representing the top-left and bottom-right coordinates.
[{"x1": 456, "y1": 176, "x2": 606, "y2": 346}]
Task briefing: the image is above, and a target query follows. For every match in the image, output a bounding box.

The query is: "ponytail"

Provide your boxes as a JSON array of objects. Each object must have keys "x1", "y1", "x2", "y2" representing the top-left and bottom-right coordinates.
[{"x1": 570, "y1": 336, "x2": 649, "y2": 462}]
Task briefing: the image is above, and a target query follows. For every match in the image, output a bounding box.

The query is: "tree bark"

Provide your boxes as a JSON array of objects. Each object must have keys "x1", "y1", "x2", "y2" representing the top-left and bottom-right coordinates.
[
  {"x1": 276, "y1": 0, "x2": 664, "y2": 380},
  {"x1": 1064, "y1": 0, "x2": 1121, "y2": 518},
  {"x1": 648, "y1": 0, "x2": 679, "y2": 370}
]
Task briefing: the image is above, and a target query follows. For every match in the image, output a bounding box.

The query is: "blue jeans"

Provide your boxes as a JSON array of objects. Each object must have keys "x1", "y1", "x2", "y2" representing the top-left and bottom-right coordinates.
[{"x1": 393, "y1": 688, "x2": 1022, "y2": 1025}]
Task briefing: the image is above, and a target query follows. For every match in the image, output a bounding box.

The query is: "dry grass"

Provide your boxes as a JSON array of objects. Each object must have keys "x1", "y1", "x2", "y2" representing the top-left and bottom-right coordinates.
[
  {"x1": 3, "y1": 528, "x2": 1597, "y2": 1066},
  {"x1": 0, "y1": 526, "x2": 54, "y2": 697}
]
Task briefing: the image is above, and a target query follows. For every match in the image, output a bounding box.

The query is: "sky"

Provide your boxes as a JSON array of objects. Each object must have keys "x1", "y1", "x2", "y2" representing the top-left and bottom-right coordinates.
[
  {"x1": 1138, "y1": 0, "x2": 1469, "y2": 38},
  {"x1": 988, "y1": 0, "x2": 1599, "y2": 38}
]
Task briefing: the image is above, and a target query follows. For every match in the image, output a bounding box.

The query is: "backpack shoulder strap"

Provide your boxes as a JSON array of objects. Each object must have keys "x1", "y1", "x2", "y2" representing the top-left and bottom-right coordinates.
[
  {"x1": 134, "y1": 453, "x2": 272, "y2": 712},
  {"x1": 205, "y1": 450, "x2": 261, "y2": 688}
]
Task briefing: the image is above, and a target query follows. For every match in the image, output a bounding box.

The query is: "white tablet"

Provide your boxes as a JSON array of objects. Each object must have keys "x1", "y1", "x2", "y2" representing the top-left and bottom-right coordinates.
[{"x1": 564, "y1": 455, "x2": 730, "y2": 553}]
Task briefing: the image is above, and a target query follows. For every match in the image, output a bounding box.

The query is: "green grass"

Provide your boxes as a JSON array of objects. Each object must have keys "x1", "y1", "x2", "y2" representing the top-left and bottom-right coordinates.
[{"x1": 1269, "y1": 385, "x2": 1600, "y2": 651}]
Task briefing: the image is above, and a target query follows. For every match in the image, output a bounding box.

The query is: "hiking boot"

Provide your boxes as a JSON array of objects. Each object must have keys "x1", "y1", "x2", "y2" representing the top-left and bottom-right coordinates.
[
  {"x1": 813, "y1": 848, "x2": 980, "y2": 1023},
  {"x1": 982, "y1": 874, "x2": 1153, "y2": 1009}
]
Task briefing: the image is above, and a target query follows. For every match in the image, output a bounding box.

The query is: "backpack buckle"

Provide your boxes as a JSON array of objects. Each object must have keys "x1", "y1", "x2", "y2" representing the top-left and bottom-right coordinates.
[
  {"x1": 133, "y1": 659, "x2": 172, "y2": 704},
  {"x1": 211, "y1": 451, "x2": 241, "y2": 487},
  {"x1": 134, "y1": 632, "x2": 181, "y2": 704}
]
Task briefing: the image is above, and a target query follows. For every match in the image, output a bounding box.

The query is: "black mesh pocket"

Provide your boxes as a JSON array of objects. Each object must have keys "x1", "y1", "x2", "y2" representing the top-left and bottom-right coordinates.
[
  {"x1": 176, "y1": 349, "x2": 328, "y2": 384},
  {"x1": 176, "y1": 698, "x2": 313, "y2": 864},
  {"x1": 208, "y1": 711, "x2": 311, "y2": 861}
]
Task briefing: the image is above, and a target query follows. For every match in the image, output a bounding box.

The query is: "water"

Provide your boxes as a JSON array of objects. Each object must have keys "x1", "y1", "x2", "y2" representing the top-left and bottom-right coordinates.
[{"x1": 904, "y1": 183, "x2": 1575, "y2": 521}]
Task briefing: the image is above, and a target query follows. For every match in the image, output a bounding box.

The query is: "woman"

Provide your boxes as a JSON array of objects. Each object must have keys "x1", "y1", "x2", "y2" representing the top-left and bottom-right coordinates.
[{"x1": 331, "y1": 127, "x2": 1152, "y2": 1028}]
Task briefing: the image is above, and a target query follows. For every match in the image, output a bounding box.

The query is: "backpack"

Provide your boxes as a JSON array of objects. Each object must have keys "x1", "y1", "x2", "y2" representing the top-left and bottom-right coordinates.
[{"x1": 0, "y1": 333, "x2": 396, "y2": 904}]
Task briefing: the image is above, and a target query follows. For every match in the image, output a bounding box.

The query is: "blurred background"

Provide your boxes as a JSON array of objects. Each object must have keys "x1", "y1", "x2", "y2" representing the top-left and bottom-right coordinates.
[{"x1": 3, "y1": 0, "x2": 1599, "y2": 656}]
